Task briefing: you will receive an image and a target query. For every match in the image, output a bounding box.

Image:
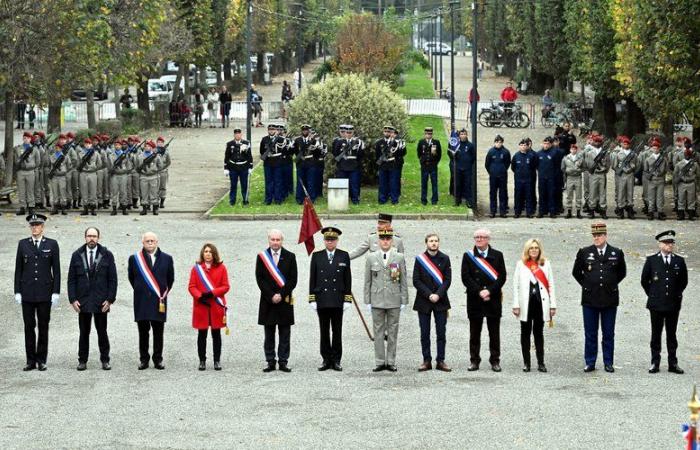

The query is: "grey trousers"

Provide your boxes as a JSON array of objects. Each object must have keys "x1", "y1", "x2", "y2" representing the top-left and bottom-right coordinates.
[
  {"x1": 589, "y1": 172, "x2": 607, "y2": 209},
  {"x1": 130, "y1": 172, "x2": 140, "y2": 199},
  {"x1": 615, "y1": 174, "x2": 635, "y2": 208},
  {"x1": 372, "y1": 307, "x2": 401, "y2": 366},
  {"x1": 140, "y1": 175, "x2": 159, "y2": 206},
  {"x1": 16, "y1": 170, "x2": 36, "y2": 207},
  {"x1": 49, "y1": 175, "x2": 68, "y2": 205},
  {"x1": 564, "y1": 176, "x2": 582, "y2": 209},
  {"x1": 69, "y1": 170, "x2": 80, "y2": 202},
  {"x1": 79, "y1": 172, "x2": 98, "y2": 205},
  {"x1": 582, "y1": 171, "x2": 590, "y2": 203},
  {"x1": 110, "y1": 174, "x2": 129, "y2": 205},
  {"x1": 678, "y1": 182, "x2": 696, "y2": 210},
  {"x1": 97, "y1": 169, "x2": 109, "y2": 201},
  {"x1": 646, "y1": 178, "x2": 665, "y2": 212},
  {"x1": 158, "y1": 170, "x2": 168, "y2": 199},
  {"x1": 34, "y1": 168, "x2": 44, "y2": 202}
]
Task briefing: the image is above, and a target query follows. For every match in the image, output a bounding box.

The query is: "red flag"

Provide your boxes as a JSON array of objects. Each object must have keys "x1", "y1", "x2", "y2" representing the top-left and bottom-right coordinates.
[{"x1": 298, "y1": 197, "x2": 322, "y2": 255}]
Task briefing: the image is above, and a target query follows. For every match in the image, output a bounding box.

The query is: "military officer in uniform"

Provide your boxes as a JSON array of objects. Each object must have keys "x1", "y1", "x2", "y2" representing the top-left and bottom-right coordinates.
[
  {"x1": 155, "y1": 136, "x2": 171, "y2": 209},
  {"x1": 452, "y1": 128, "x2": 476, "y2": 207},
  {"x1": 47, "y1": 141, "x2": 72, "y2": 215},
  {"x1": 333, "y1": 125, "x2": 364, "y2": 205},
  {"x1": 108, "y1": 139, "x2": 132, "y2": 215},
  {"x1": 536, "y1": 136, "x2": 558, "y2": 218},
  {"x1": 93, "y1": 135, "x2": 109, "y2": 210},
  {"x1": 641, "y1": 230, "x2": 688, "y2": 374},
  {"x1": 260, "y1": 124, "x2": 285, "y2": 205},
  {"x1": 611, "y1": 136, "x2": 637, "y2": 219},
  {"x1": 484, "y1": 135, "x2": 510, "y2": 217},
  {"x1": 644, "y1": 138, "x2": 668, "y2": 220},
  {"x1": 364, "y1": 229, "x2": 408, "y2": 372},
  {"x1": 375, "y1": 125, "x2": 404, "y2": 205},
  {"x1": 417, "y1": 127, "x2": 442, "y2": 205},
  {"x1": 674, "y1": 143, "x2": 698, "y2": 220},
  {"x1": 224, "y1": 128, "x2": 252, "y2": 205},
  {"x1": 136, "y1": 140, "x2": 163, "y2": 215},
  {"x1": 65, "y1": 132, "x2": 82, "y2": 209},
  {"x1": 74, "y1": 138, "x2": 100, "y2": 216},
  {"x1": 309, "y1": 226, "x2": 352, "y2": 371},
  {"x1": 14, "y1": 132, "x2": 41, "y2": 216},
  {"x1": 583, "y1": 134, "x2": 611, "y2": 219},
  {"x1": 294, "y1": 125, "x2": 319, "y2": 203},
  {"x1": 572, "y1": 222, "x2": 626, "y2": 373},
  {"x1": 349, "y1": 213, "x2": 405, "y2": 259},
  {"x1": 14, "y1": 214, "x2": 61, "y2": 371},
  {"x1": 127, "y1": 136, "x2": 142, "y2": 209},
  {"x1": 562, "y1": 144, "x2": 584, "y2": 218}
]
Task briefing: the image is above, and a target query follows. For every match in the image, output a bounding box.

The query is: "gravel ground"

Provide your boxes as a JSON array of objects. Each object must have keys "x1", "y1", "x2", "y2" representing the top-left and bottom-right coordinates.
[{"x1": 0, "y1": 215, "x2": 698, "y2": 449}]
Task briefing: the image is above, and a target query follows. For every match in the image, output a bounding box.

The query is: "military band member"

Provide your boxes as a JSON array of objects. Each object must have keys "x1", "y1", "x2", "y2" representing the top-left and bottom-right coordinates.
[
  {"x1": 65, "y1": 132, "x2": 82, "y2": 209},
  {"x1": 260, "y1": 124, "x2": 285, "y2": 205},
  {"x1": 14, "y1": 214, "x2": 61, "y2": 371},
  {"x1": 364, "y1": 229, "x2": 408, "y2": 372},
  {"x1": 674, "y1": 144, "x2": 698, "y2": 220},
  {"x1": 256, "y1": 230, "x2": 298, "y2": 372},
  {"x1": 349, "y1": 213, "x2": 405, "y2": 259},
  {"x1": 641, "y1": 230, "x2": 687, "y2": 374},
  {"x1": 611, "y1": 136, "x2": 637, "y2": 219},
  {"x1": 68, "y1": 227, "x2": 118, "y2": 371},
  {"x1": 376, "y1": 125, "x2": 404, "y2": 205},
  {"x1": 294, "y1": 125, "x2": 319, "y2": 203},
  {"x1": 412, "y1": 233, "x2": 452, "y2": 372},
  {"x1": 128, "y1": 232, "x2": 175, "y2": 370},
  {"x1": 417, "y1": 127, "x2": 442, "y2": 206},
  {"x1": 14, "y1": 132, "x2": 41, "y2": 215},
  {"x1": 136, "y1": 140, "x2": 163, "y2": 215},
  {"x1": 309, "y1": 227, "x2": 352, "y2": 371},
  {"x1": 155, "y1": 136, "x2": 171, "y2": 209},
  {"x1": 461, "y1": 228, "x2": 507, "y2": 372},
  {"x1": 47, "y1": 142, "x2": 72, "y2": 215},
  {"x1": 332, "y1": 125, "x2": 364, "y2": 205},
  {"x1": 572, "y1": 222, "x2": 626, "y2": 373},
  {"x1": 224, "y1": 128, "x2": 253, "y2": 205},
  {"x1": 108, "y1": 139, "x2": 133, "y2": 215},
  {"x1": 583, "y1": 134, "x2": 611, "y2": 219},
  {"x1": 74, "y1": 138, "x2": 99, "y2": 216},
  {"x1": 562, "y1": 144, "x2": 584, "y2": 218},
  {"x1": 484, "y1": 135, "x2": 510, "y2": 217},
  {"x1": 644, "y1": 138, "x2": 667, "y2": 220}
]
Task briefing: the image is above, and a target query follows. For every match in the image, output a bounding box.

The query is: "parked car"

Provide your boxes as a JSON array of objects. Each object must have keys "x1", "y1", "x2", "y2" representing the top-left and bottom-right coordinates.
[
  {"x1": 422, "y1": 42, "x2": 452, "y2": 55},
  {"x1": 147, "y1": 79, "x2": 171, "y2": 101},
  {"x1": 70, "y1": 85, "x2": 108, "y2": 101}
]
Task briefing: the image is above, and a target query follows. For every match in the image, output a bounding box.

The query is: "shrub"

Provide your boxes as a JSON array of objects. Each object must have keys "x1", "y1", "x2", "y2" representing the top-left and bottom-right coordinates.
[{"x1": 95, "y1": 120, "x2": 122, "y2": 137}]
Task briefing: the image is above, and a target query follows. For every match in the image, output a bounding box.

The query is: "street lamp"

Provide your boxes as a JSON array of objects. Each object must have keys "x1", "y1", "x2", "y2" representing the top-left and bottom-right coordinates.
[
  {"x1": 245, "y1": 0, "x2": 252, "y2": 141},
  {"x1": 471, "y1": 1, "x2": 479, "y2": 213},
  {"x1": 432, "y1": 14, "x2": 437, "y2": 91},
  {"x1": 449, "y1": 0, "x2": 458, "y2": 131},
  {"x1": 438, "y1": 8, "x2": 443, "y2": 94}
]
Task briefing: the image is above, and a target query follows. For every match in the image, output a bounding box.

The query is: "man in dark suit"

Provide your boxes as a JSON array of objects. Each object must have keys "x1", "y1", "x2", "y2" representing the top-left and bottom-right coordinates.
[
  {"x1": 309, "y1": 226, "x2": 352, "y2": 371},
  {"x1": 14, "y1": 213, "x2": 61, "y2": 371},
  {"x1": 641, "y1": 230, "x2": 688, "y2": 374},
  {"x1": 127, "y1": 232, "x2": 175, "y2": 370},
  {"x1": 256, "y1": 229, "x2": 298, "y2": 373},
  {"x1": 461, "y1": 228, "x2": 507, "y2": 372},
  {"x1": 68, "y1": 227, "x2": 118, "y2": 371},
  {"x1": 413, "y1": 233, "x2": 452, "y2": 372},
  {"x1": 572, "y1": 222, "x2": 627, "y2": 373}
]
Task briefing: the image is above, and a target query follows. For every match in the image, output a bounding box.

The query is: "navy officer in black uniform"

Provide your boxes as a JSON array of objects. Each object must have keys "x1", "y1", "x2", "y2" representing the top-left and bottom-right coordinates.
[
  {"x1": 641, "y1": 230, "x2": 688, "y2": 374},
  {"x1": 14, "y1": 213, "x2": 61, "y2": 371},
  {"x1": 309, "y1": 226, "x2": 352, "y2": 371},
  {"x1": 572, "y1": 222, "x2": 627, "y2": 373}
]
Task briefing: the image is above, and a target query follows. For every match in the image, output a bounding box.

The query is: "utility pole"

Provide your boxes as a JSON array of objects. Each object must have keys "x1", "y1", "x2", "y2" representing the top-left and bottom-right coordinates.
[
  {"x1": 293, "y1": 3, "x2": 304, "y2": 92},
  {"x1": 438, "y1": 9, "x2": 443, "y2": 94},
  {"x1": 432, "y1": 14, "x2": 437, "y2": 91},
  {"x1": 429, "y1": 13, "x2": 434, "y2": 80},
  {"x1": 245, "y1": 0, "x2": 252, "y2": 142},
  {"x1": 471, "y1": 1, "x2": 478, "y2": 213},
  {"x1": 450, "y1": 0, "x2": 458, "y2": 131}
]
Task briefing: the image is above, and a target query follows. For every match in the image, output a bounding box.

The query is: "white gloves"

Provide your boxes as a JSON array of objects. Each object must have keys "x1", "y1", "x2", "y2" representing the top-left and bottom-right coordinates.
[
  {"x1": 224, "y1": 169, "x2": 230, "y2": 177},
  {"x1": 51, "y1": 294, "x2": 60, "y2": 308},
  {"x1": 400, "y1": 304, "x2": 406, "y2": 313},
  {"x1": 309, "y1": 302, "x2": 317, "y2": 311},
  {"x1": 14, "y1": 293, "x2": 21, "y2": 304},
  {"x1": 343, "y1": 302, "x2": 351, "y2": 311},
  {"x1": 365, "y1": 304, "x2": 372, "y2": 313}
]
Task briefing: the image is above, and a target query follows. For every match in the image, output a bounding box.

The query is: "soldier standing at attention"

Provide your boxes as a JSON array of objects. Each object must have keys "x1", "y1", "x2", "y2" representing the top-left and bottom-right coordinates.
[
  {"x1": 65, "y1": 132, "x2": 82, "y2": 209},
  {"x1": 583, "y1": 134, "x2": 611, "y2": 219},
  {"x1": 611, "y1": 136, "x2": 637, "y2": 219},
  {"x1": 14, "y1": 214, "x2": 61, "y2": 371},
  {"x1": 561, "y1": 144, "x2": 584, "y2": 219},
  {"x1": 32, "y1": 134, "x2": 46, "y2": 210},
  {"x1": 376, "y1": 125, "x2": 403, "y2": 205},
  {"x1": 127, "y1": 136, "x2": 142, "y2": 210},
  {"x1": 452, "y1": 128, "x2": 476, "y2": 208},
  {"x1": 674, "y1": 143, "x2": 698, "y2": 220},
  {"x1": 309, "y1": 227, "x2": 352, "y2": 372},
  {"x1": 224, "y1": 128, "x2": 253, "y2": 206},
  {"x1": 74, "y1": 138, "x2": 100, "y2": 216},
  {"x1": 14, "y1": 132, "x2": 41, "y2": 216},
  {"x1": 136, "y1": 140, "x2": 163, "y2": 215},
  {"x1": 47, "y1": 141, "x2": 72, "y2": 215},
  {"x1": 294, "y1": 125, "x2": 318, "y2": 204},
  {"x1": 484, "y1": 135, "x2": 510, "y2": 218},
  {"x1": 155, "y1": 136, "x2": 171, "y2": 209},
  {"x1": 349, "y1": 213, "x2": 405, "y2": 260},
  {"x1": 536, "y1": 136, "x2": 558, "y2": 218},
  {"x1": 333, "y1": 125, "x2": 364, "y2": 205},
  {"x1": 669, "y1": 137, "x2": 688, "y2": 213},
  {"x1": 644, "y1": 138, "x2": 668, "y2": 221},
  {"x1": 260, "y1": 124, "x2": 286, "y2": 205},
  {"x1": 511, "y1": 139, "x2": 537, "y2": 218},
  {"x1": 108, "y1": 139, "x2": 133, "y2": 216},
  {"x1": 92, "y1": 135, "x2": 108, "y2": 210},
  {"x1": 417, "y1": 127, "x2": 442, "y2": 206}
]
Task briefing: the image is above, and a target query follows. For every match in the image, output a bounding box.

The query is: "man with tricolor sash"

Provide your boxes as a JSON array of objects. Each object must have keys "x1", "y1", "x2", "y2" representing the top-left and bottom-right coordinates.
[
  {"x1": 127, "y1": 232, "x2": 175, "y2": 370},
  {"x1": 255, "y1": 230, "x2": 298, "y2": 373},
  {"x1": 412, "y1": 233, "x2": 452, "y2": 372},
  {"x1": 461, "y1": 228, "x2": 507, "y2": 372}
]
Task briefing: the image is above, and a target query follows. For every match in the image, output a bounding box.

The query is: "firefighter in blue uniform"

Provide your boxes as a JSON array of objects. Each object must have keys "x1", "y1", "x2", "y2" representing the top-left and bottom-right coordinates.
[
  {"x1": 536, "y1": 136, "x2": 558, "y2": 218},
  {"x1": 511, "y1": 138, "x2": 538, "y2": 218},
  {"x1": 332, "y1": 124, "x2": 364, "y2": 205},
  {"x1": 484, "y1": 135, "x2": 510, "y2": 217}
]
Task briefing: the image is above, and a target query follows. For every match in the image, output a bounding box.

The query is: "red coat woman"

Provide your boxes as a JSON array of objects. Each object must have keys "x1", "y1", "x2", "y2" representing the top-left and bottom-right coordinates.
[{"x1": 188, "y1": 243, "x2": 230, "y2": 370}]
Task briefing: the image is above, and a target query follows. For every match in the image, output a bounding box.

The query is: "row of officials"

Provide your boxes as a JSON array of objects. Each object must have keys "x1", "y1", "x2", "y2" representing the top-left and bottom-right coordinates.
[{"x1": 14, "y1": 213, "x2": 688, "y2": 375}]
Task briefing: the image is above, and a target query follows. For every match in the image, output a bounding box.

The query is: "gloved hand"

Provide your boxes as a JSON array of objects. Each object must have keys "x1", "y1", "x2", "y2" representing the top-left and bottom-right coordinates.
[
  {"x1": 400, "y1": 304, "x2": 406, "y2": 313},
  {"x1": 202, "y1": 291, "x2": 214, "y2": 299},
  {"x1": 365, "y1": 304, "x2": 372, "y2": 313},
  {"x1": 343, "y1": 302, "x2": 351, "y2": 312},
  {"x1": 309, "y1": 302, "x2": 317, "y2": 311},
  {"x1": 14, "y1": 293, "x2": 22, "y2": 305},
  {"x1": 51, "y1": 294, "x2": 60, "y2": 308},
  {"x1": 224, "y1": 169, "x2": 230, "y2": 177},
  {"x1": 199, "y1": 295, "x2": 211, "y2": 305}
]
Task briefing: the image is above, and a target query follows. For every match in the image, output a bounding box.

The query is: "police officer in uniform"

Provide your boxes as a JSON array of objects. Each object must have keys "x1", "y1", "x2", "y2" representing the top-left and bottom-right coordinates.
[
  {"x1": 14, "y1": 132, "x2": 42, "y2": 215},
  {"x1": 224, "y1": 128, "x2": 252, "y2": 205},
  {"x1": 417, "y1": 127, "x2": 442, "y2": 205},
  {"x1": 14, "y1": 214, "x2": 61, "y2": 371},
  {"x1": 641, "y1": 230, "x2": 687, "y2": 374},
  {"x1": 451, "y1": 128, "x2": 476, "y2": 207},
  {"x1": 484, "y1": 135, "x2": 510, "y2": 217},
  {"x1": 136, "y1": 140, "x2": 163, "y2": 215},
  {"x1": 294, "y1": 125, "x2": 318, "y2": 203},
  {"x1": 376, "y1": 125, "x2": 404, "y2": 205},
  {"x1": 309, "y1": 226, "x2": 352, "y2": 371},
  {"x1": 156, "y1": 136, "x2": 171, "y2": 209},
  {"x1": 333, "y1": 125, "x2": 364, "y2": 205},
  {"x1": 108, "y1": 139, "x2": 133, "y2": 215},
  {"x1": 349, "y1": 213, "x2": 405, "y2": 260},
  {"x1": 572, "y1": 222, "x2": 626, "y2": 373}
]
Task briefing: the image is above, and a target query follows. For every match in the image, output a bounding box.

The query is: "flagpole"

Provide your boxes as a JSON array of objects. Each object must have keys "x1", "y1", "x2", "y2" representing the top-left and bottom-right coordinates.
[{"x1": 350, "y1": 291, "x2": 374, "y2": 341}]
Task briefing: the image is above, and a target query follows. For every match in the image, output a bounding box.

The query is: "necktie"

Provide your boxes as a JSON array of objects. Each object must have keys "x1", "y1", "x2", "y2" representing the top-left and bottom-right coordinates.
[
  {"x1": 89, "y1": 250, "x2": 95, "y2": 270},
  {"x1": 273, "y1": 251, "x2": 279, "y2": 265},
  {"x1": 383, "y1": 253, "x2": 387, "y2": 260},
  {"x1": 34, "y1": 240, "x2": 39, "y2": 249},
  {"x1": 328, "y1": 252, "x2": 333, "y2": 264},
  {"x1": 665, "y1": 256, "x2": 669, "y2": 266},
  {"x1": 599, "y1": 250, "x2": 604, "y2": 258}
]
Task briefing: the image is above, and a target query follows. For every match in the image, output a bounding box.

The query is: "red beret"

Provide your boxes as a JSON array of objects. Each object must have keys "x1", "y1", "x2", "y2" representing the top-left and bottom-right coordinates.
[
  {"x1": 618, "y1": 136, "x2": 631, "y2": 145},
  {"x1": 127, "y1": 136, "x2": 136, "y2": 143},
  {"x1": 592, "y1": 134, "x2": 604, "y2": 144},
  {"x1": 145, "y1": 140, "x2": 156, "y2": 148},
  {"x1": 83, "y1": 138, "x2": 92, "y2": 145},
  {"x1": 23, "y1": 132, "x2": 33, "y2": 138},
  {"x1": 58, "y1": 134, "x2": 67, "y2": 140},
  {"x1": 66, "y1": 132, "x2": 75, "y2": 139},
  {"x1": 650, "y1": 138, "x2": 661, "y2": 147},
  {"x1": 156, "y1": 136, "x2": 165, "y2": 143}
]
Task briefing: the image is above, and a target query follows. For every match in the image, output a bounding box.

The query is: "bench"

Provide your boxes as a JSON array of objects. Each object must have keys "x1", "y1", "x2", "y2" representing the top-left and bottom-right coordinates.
[{"x1": 0, "y1": 186, "x2": 15, "y2": 204}]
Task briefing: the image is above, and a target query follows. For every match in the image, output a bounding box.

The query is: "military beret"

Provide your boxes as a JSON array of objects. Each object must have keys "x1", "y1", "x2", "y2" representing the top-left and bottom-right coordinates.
[
  {"x1": 66, "y1": 132, "x2": 76, "y2": 138},
  {"x1": 36, "y1": 131, "x2": 46, "y2": 138},
  {"x1": 322, "y1": 226, "x2": 342, "y2": 240},
  {"x1": 655, "y1": 230, "x2": 675, "y2": 243},
  {"x1": 157, "y1": 136, "x2": 165, "y2": 142},
  {"x1": 591, "y1": 222, "x2": 607, "y2": 235},
  {"x1": 145, "y1": 140, "x2": 156, "y2": 148},
  {"x1": 650, "y1": 138, "x2": 661, "y2": 148},
  {"x1": 618, "y1": 135, "x2": 631, "y2": 145},
  {"x1": 23, "y1": 132, "x2": 32, "y2": 139},
  {"x1": 592, "y1": 134, "x2": 604, "y2": 144},
  {"x1": 83, "y1": 138, "x2": 92, "y2": 145},
  {"x1": 26, "y1": 213, "x2": 47, "y2": 225},
  {"x1": 58, "y1": 133, "x2": 67, "y2": 140}
]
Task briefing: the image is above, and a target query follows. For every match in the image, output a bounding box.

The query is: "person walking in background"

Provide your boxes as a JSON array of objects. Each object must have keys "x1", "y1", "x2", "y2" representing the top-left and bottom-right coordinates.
[
  {"x1": 206, "y1": 87, "x2": 219, "y2": 128},
  {"x1": 218, "y1": 85, "x2": 232, "y2": 128}
]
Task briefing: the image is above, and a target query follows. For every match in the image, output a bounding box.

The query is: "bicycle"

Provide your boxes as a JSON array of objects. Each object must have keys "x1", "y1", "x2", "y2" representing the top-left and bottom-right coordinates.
[{"x1": 478, "y1": 101, "x2": 530, "y2": 128}]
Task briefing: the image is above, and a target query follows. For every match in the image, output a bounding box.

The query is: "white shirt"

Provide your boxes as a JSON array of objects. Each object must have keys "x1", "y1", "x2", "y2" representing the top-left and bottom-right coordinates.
[
  {"x1": 596, "y1": 245, "x2": 607, "y2": 256},
  {"x1": 326, "y1": 250, "x2": 334, "y2": 261},
  {"x1": 476, "y1": 247, "x2": 489, "y2": 258},
  {"x1": 660, "y1": 252, "x2": 672, "y2": 264}
]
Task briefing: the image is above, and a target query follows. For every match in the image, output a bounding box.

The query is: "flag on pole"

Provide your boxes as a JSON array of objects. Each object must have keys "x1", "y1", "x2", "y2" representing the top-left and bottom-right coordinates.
[
  {"x1": 298, "y1": 197, "x2": 322, "y2": 255},
  {"x1": 449, "y1": 129, "x2": 459, "y2": 150}
]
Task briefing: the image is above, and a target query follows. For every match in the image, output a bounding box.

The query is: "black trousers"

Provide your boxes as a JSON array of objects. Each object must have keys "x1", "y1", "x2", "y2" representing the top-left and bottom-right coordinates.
[
  {"x1": 650, "y1": 309, "x2": 680, "y2": 366},
  {"x1": 264, "y1": 324, "x2": 291, "y2": 364},
  {"x1": 137, "y1": 320, "x2": 165, "y2": 364},
  {"x1": 317, "y1": 308, "x2": 343, "y2": 363},
  {"x1": 197, "y1": 329, "x2": 222, "y2": 362},
  {"x1": 22, "y1": 302, "x2": 51, "y2": 364},
  {"x1": 468, "y1": 316, "x2": 500, "y2": 365},
  {"x1": 521, "y1": 290, "x2": 545, "y2": 366},
  {"x1": 78, "y1": 312, "x2": 110, "y2": 363}
]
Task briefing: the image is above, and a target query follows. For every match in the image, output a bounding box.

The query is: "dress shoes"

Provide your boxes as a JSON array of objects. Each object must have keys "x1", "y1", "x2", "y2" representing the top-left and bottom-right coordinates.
[
  {"x1": 138, "y1": 361, "x2": 149, "y2": 370},
  {"x1": 199, "y1": 361, "x2": 206, "y2": 371},
  {"x1": 332, "y1": 362, "x2": 343, "y2": 372},
  {"x1": 491, "y1": 364, "x2": 502, "y2": 372},
  {"x1": 37, "y1": 363, "x2": 47, "y2": 371},
  {"x1": 435, "y1": 362, "x2": 452, "y2": 372},
  {"x1": 154, "y1": 362, "x2": 165, "y2": 370},
  {"x1": 522, "y1": 365, "x2": 531, "y2": 372},
  {"x1": 648, "y1": 364, "x2": 660, "y2": 374},
  {"x1": 23, "y1": 363, "x2": 36, "y2": 371},
  {"x1": 263, "y1": 362, "x2": 276, "y2": 373},
  {"x1": 101, "y1": 362, "x2": 111, "y2": 371},
  {"x1": 467, "y1": 363, "x2": 479, "y2": 371},
  {"x1": 418, "y1": 361, "x2": 432, "y2": 372},
  {"x1": 318, "y1": 361, "x2": 331, "y2": 371},
  {"x1": 278, "y1": 363, "x2": 291, "y2": 373},
  {"x1": 213, "y1": 361, "x2": 222, "y2": 371},
  {"x1": 583, "y1": 365, "x2": 595, "y2": 372},
  {"x1": 77, "y1": 362, "x2": 87, "y2": 371},
  {"x1": 385, "y1": 365, "x2": 397, "y2": 372},
  {"x1": 537, "y1": 364, "x2": 547, "y2": 373},
  {"x1": 373, "y1": 365, "x2": 386, "y2": 372},
  {"x1": 668, "y1": 365, "x2": 684, "y2": 374},
  {"x1": 604, "y1": 365, "x2": 615, "y2": 373}
]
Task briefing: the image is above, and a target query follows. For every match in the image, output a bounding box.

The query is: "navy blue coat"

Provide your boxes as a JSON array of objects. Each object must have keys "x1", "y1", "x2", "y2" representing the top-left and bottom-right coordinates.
[
  {"x1": 511, "y1": 150, "x2": 538, "y2": 182},
  {"x1": 67, "y1": 244, "x2": 118, "y2": 314},
  {"x1": 453, "y1": 140, "x2": 475, "y2": 171},
  {"x1": 412, "y1": 251, "x2": 452, "y2": 313},
  {"x1": 536, "y1": 148, "x2": 557, "y2": 179},
  {"x1": 308, "y1": 249, "x2": 352, "y2": 309},
  {"x1": 127, "y1": 248, "x2": 175, "y2": 322},
  {"x1": 485, "y1": 146, "x2": 511, "y2": 177},
  {"x1": 14, "y1": 237, "x2": 61, "y2": 303}
]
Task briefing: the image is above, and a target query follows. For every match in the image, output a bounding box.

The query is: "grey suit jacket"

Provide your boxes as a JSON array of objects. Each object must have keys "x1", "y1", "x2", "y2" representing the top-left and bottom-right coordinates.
[{"x1": 363, "y1": 249, "x2": 408, "y2": 309}]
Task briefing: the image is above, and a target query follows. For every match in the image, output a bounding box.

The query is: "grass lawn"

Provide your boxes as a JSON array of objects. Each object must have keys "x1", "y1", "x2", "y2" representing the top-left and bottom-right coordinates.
[
  {"x1": 397, "y1": 64, "x2": 435, "y2": 100},
  {"x1": 209, "y1": 115, "x2": 471, "y2": 216}
]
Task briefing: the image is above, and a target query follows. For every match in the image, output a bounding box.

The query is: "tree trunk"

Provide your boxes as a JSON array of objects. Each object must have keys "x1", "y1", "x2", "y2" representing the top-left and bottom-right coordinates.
[
  {"x1": 600, "y1": 95, "x2": 617, "y2": 137},
  {"x1": 693, "y1": 119, "x2": 700, "y2": 144},
  {"x1": 256, "y1": 51, "x2": 264, "y2": 83},
  {"x1": 113, "y1": 85, "x2": 121, "y2": 117},
  {"x1": 624, "y1": 97, "x2": 646, "y2": 137},
  {"x1": 173, "y1": 64, "x2": 185, "y2": 101},
  {"x1": 86, "y1": 88, "x2": 96, "y2": 129},
  {"x1": 223, "y1": 57, "x2": 232, "y2": 82},
  {"x1": 137, "y1": 78, "x2": 151, "y2": 129},
  {"x1": 47, "y1": 99, "x2": 62, "y2": 133},
  {"x1": 660, "y1": 116, "x2": 674, "y2": 139},
  {"x1": 3, "y1": 95, "x2": 14, "y2": 186}
]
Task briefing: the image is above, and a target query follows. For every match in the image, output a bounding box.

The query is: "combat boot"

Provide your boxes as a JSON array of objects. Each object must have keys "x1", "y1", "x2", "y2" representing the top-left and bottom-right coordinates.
[
  {"x1": 51, "y1": 205, "x2": 59, "y2": 215},
  {"x1": 677, "y1": 210, "x2": 685, "y2": 220},
  {"x1": 90, "y1": 205, "x2": 97, "y2": 216},
  {"x1": 140, "y1": 205, "x2": 148, "y2": 216},
  {"x1": 582, "y1": 202, "x2": 590, "y2": 213},
  {"x1": 35, "y1": 202, "x2": 44, "y2": 210},
  {"x1": 61, "y1": 203, "x2": 68, "y2": 215},
  {"x1": 16, "y1": 207, "x2": 26, "y2": 216},
  {"x1": 45, "y1": 196, "x2": 51, "y2": 207},
  {"x1": 615, "y1": 208, "x2": 624, "y2": 219},
  {"x1": 132, "y1": 198, "x2": 138, "y2": 209},
  {"x1": 28, "y1": 207, "x2": 35, "y2": 216},
  {"x1": 81, "y1": 205, "x2": 89, "y2": 216},
  {"x1": 122, "y1": 205, "x2": 129, "y2": 216},
  {"x1": 626, "y1": 206, "x2": 635, "y2": 220},
  {"x1": 576, "y1": 210, "x2": 582, "y2": 219},
  {"x1": 159, "y1": 198, "x2": 164, "y2": 209},
  {"x1": 658, "y1": 212, "x2": 666, "y2": 221},
  {"x1": 565, "y1": 209, "x2": 572, "y2": 219},
  {"x1": 687, "y1": 210, "x2": 696, "y2": 221},
  {"x1": 111, "y1": 206, "x2": 118, "y2": 216},
  {"x1": 152, "y1": 205, "x2": 159, "y2": 216},
  {"x1": 642, "y1": 203, "x2": 648, "y2": 215},
  {"x1": 647, "y1": 212, "x2": 654, "y2": 220},
  {"x1": 588, "y1": 209, "x2": 595, "y2": 219},
  {"x1": 600, "y1": 208, "x2": 608, "y2": 220}
]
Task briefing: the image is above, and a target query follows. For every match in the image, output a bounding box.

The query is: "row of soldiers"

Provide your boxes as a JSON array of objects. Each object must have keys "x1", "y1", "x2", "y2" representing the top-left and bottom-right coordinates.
[{"x1": 12, "y1": 131, "x2": 172, "y2": 216}]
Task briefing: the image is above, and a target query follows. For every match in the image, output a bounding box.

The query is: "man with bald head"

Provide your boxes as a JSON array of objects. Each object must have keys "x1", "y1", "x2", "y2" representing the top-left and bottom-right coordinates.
[{"x1": 128, "y1": 232, "x2": 175, "y2": 370}]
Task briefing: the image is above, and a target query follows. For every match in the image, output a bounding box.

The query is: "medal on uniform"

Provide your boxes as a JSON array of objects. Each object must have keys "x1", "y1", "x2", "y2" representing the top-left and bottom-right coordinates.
[
  {"x1": 587, "y1": 264, "x2": 592, "y2": 271},
  {"x1": 653, "y1": 275, "x2": 658, "y2": 281}
]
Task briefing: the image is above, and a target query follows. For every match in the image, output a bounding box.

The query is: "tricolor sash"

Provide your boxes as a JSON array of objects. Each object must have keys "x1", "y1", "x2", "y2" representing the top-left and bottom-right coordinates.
[
  {"x1": 466, "y1": 250, "x2": 499, "y2": 281},
  {"x1": 194, "y1": 263, "x2": 230, "y2": 330},
  {"x1": 528, "y1": 262, "x2": 550, "y2": 293},
  {"x1": 259, "y1": 249, "x2": 286, "y2": 288},
  {"x1": 416, "y1": 253, "x2": 444, "y2": 286},
  {"x1": 134, "y1": 251, "x2": 168, "y2": 312}
]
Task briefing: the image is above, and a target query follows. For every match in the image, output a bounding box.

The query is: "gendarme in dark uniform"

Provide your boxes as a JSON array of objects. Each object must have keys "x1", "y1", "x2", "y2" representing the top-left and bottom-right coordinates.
[
  {"x1": 309, "y1": 226, "x2": 352, "y2": 371},
  {"x1": 14, "y1": 214, "x2": 61, "y2": 371},
  {"x1": 640, "y1": 230, "x2": 688, "y2": 374},
  {"x1": 224, "y1": 128, "x2": 252, "y2": 205}
]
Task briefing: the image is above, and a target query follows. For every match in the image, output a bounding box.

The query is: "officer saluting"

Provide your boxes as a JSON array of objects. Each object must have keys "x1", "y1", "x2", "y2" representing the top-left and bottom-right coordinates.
[
  {"x1": 14, "y1": 214, "x2": 61, "y2": 371},
  {"x1": 349, "y1": 213, "x2": 404, "y2": 260},
  {"x1": 641, "y1": 230, "x2": 688, "y2": 374}
]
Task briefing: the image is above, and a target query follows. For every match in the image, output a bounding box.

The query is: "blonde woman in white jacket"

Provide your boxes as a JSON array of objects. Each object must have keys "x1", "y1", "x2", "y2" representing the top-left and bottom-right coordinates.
[{"x1": 512, "y1": 238, "x2": 556, "y2": 372}]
